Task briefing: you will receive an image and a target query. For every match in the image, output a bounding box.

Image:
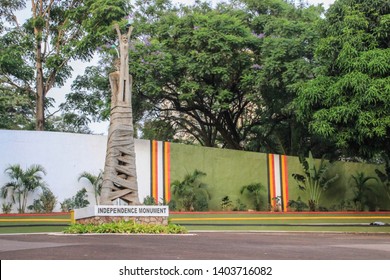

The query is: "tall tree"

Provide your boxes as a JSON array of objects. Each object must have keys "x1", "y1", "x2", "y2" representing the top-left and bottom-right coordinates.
[
  {"x1": 294, "y1": 0, "x2": 390, "y2": 159},
  {"x1": 0, "y1": 0, "x2": 129, "y2": 130},
  {"x1": 60, "y1": 0, "x2": 324, "y2": 154},
  {"x1": 239, "y1": 0, "x2": 323, "y2": 155},
  {"x1": 126, "y1": 0, "x2": 264, "y2": 149}
]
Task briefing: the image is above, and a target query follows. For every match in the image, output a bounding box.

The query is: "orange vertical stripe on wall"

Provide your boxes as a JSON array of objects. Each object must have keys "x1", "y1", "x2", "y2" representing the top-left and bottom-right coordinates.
[
  {"x1": 281, "y1": 155, "x2": 289, "y2": 212},
  {"x1": 268, "y1": 154, "x2": 276, "y2": 208},
  {"x1": 164, "y1": 142, "x2": 171, "y2": 203}
]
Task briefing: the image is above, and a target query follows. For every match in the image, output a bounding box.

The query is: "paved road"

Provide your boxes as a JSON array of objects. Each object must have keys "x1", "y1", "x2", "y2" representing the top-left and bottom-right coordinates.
[{"x1": 0, "y1": 232, "x2": 389, "y2": 260}]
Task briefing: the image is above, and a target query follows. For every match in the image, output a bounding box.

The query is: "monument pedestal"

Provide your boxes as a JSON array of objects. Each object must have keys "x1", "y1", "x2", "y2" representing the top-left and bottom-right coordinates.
[{"x1": 74, "y1": 205, "x2": 169, "y2": 226}]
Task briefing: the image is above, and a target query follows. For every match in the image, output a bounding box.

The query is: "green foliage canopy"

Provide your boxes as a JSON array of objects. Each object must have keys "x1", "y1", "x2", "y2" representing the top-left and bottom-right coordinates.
[
  {"x1": 240, "y1": 0, "x2": 323, "y2": 155},
  {"x1": 129, "y1": 1, "x2": 262, "y2": 149},
  {"x1": 295, "y1": 0, "x2": 390, "y2": 159},
  {"x1": 0, "y1": 0, "x2": 130, "y2": 130}
]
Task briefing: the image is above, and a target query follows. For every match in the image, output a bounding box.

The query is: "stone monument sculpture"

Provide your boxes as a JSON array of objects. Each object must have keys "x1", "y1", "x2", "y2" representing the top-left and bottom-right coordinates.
[{"x1": 100, "y1": 23, "x2": 140, "y2": 205}]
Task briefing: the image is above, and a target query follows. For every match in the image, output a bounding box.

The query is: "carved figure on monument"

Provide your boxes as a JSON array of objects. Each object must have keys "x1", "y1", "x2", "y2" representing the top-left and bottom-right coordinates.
[{"x1": 100, "y1": 23, "x2": 140, "y2": 205}]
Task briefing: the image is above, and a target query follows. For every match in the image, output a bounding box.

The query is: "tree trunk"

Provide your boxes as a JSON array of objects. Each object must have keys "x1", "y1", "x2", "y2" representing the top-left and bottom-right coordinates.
[
  {"x1": 33, "y1": 2, "x2": 45, "y2": 131},
  {"x1": 36, "y1": 65, "x2": 45, "y2": 131}
]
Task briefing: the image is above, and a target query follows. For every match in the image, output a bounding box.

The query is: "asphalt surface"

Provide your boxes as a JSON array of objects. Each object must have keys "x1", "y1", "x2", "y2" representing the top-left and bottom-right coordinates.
[{"x1": 0, "y1": 231, "x2": 389, "y2": 260}]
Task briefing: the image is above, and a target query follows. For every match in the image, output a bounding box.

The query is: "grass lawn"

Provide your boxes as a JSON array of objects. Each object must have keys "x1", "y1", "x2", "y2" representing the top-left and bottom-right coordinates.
[
  {"x1": 0, "y1": 213, "x2": 71, "y2": 234},
  {"x1": 170, "y1": 212, "x2": 390, "y2": 233},
  {"x1": 0, "y1": 211, "x2": 389, "y2": 234}
]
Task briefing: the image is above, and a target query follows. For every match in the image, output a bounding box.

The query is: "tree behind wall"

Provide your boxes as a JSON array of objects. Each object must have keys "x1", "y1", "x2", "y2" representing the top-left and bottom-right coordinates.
[
  {"x1": 239, "y1": 0, "x2": 324, "y2": 156},
  {"x1": 57, "y1": 0, "x2": 324, "y2": 155},
  {"x1": 0, "y1": 0, "x2": 129, "y2": 130},
  {"x1": 294, "y1": 0, "x2": 390, "y2": 160},
  {"x1": 128, "y1": 0, "x2": 265, "y2": 149}
]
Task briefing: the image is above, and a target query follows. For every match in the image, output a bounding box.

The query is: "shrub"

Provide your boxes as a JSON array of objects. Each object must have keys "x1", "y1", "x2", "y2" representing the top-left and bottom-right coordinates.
[
  {"x1": 193, "y1": 192, "x2": 209, "y2": 211},
  {"x1": 28, "y1": 188, "x2": 57, "y2": 213},
  {"x1": 233, "y1": 199, "x2": 247, "y2": 211},
  {"x1": 1, "y1": 202, "x2": 12, "y2": 214},
  {"x1": 171, "y1": 170, "x2": 210, "y2": 211},
  {"x1": 143, "y1": 195, "x2": 157, "y2": 205},
  {"x1": 375, "y1": 153, "x2": 390, "y2": 203},
  {"x1": 63, "y1": 221, "x2": 188, "y2": 234},
  {"x1": 168, "y1": 199, "x2": 177, "y2": 211},
  {"x1": 288, "y1": 197, "x2": 308, "y2": 212},
  {"x1": 60, "y1": 188, "x2": 90, "y2": 211},
  {"x1": 240, "y1": 183, "x2": 264, "y2": 211},
  {"x1": 60, "y1": 198, "x2": 74, "y2": 212},
  {"x1": 350, "y1": 172, "x2": 378, "y2": 211},
  {"x1": 220, "y1": 196, "x2": 233, "y2": 211}
]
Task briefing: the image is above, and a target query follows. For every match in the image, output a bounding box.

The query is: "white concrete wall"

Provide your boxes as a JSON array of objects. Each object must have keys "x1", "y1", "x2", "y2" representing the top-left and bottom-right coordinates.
[{"x1": 0, "y1": 130, "x2": 152, "y2": 212}]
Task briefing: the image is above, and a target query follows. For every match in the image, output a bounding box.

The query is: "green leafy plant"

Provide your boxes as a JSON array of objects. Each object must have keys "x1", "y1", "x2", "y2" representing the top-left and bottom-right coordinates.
[
  {"x1": 143, "y1": 196, "x2": 157, "y2": 205},
  {"x1": 1, "y1": 202, "x2": 13, "y2": 214},
  {"x1": 288, "y1": 197, "x2": 308, "y2": 212},
  {"x1": 171, "y1": 170, "x2": 210, "y2": 211},
  {"x1": 193, "y1": 192, "x2": 209, "y2": 211},
  {"x1": 73, "y1": 188, "x2": 90, "y2": 209},
  {"x1": 1, "y1": 164, "x2": 47, "y2": 213},
  {"x1": 272, "y1": 196, "x2": 282, "y2": 212},
  {"x1": 220, "y1": 196, "x2": 233, "y2": 211},
  {"x1": 78, "y1": 171, "x2": 103, "y2": 205},
  {"x1": 375, "y1": 154, "x2": 390, "y2": 203},
  {"x1": 60, "y1": 188, "x2": 90, "y2": 211},
  {"x1": 63, "y1": 221, "x2": 187, "y2": 234},
  {"x1": 60, "y1": 198, "x2": 73, "y2": 212},
  {"x1": 233, "y1": 199, "x2": 247, "y2": 211},
  {"x1": 167, "y1": 199, "x2": 177, "y2": 211},
  {"x1": 338, "y1": 199, "x2": 355, "y2": 211},
  {"x1": 350, "y1": 172, "x2": 378, "y2": 211},
  {"x1": 27, "y1": 187, "x2": 57, "y2": 213},
  {"x1": 292, "y1": 152, "x2": 339, "y2": 211},
  {"x1": 240, "y1": 183, "x2": 264, "y2": 211}
]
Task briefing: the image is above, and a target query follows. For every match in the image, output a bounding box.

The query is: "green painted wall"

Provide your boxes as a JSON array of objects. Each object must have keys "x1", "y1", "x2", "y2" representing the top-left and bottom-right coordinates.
[
  {"x1": 170, "y1": 143, "x2": 389, "y2": 211},
  {"x1": 287, "y1": 157, "x2": 389, "y2": 211},
  {"x1": 170, "y1": 143, "x2": 268, "y2": 211}
]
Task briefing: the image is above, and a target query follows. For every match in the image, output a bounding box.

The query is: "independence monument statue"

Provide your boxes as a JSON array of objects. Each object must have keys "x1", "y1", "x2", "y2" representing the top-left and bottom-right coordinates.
[{"x1": 100, "y1": 21, "x2": 140, "y2": 205}]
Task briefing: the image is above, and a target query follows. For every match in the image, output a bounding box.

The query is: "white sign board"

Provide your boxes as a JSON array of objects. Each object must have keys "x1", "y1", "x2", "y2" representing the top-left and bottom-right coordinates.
[{"x1": 75, "y1": 205, "x2": 169, "y2": 220}]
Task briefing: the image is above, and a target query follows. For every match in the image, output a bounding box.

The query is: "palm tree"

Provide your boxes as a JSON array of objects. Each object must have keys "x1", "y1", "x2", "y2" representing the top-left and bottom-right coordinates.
[
  {"x1": 171, "y1": 170, "x2": 209, "y2": 211},
  {"x1": 78, "y1": 171, "x2": 103, "y2": 205},
  {"x1": 1, "y1": 164, "x2": 47, "y2": 213}
]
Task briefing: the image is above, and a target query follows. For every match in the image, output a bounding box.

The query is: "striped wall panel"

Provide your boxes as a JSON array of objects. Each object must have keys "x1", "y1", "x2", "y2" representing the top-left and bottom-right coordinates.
[
  {"x1": 267, "y1": 154, "x2": 289, "y2": 212},
  {"x1": 150, "y1": 141, "x2": 171, "y2": 204},
  {"x1": 163, "y1": 142, "x2": 171, "y2": 203}
]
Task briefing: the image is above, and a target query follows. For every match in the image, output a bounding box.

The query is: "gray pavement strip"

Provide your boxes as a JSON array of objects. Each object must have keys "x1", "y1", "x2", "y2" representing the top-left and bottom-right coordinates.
[
  {"x1": 0, "y1": 239, "x2": 76, "y2": 253},
  {"x1": 48, "y1": 233, "x2": 197, "y2": 236},
  {"x1": 331, "y1": 243, "x2": 390, "y2": 252}
]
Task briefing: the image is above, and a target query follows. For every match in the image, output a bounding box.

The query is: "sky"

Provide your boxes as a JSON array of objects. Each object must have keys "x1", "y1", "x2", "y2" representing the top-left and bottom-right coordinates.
[
  {"x1": 174, "y1": 0, "x2": 335, "y2": 9},
  {"x1": 47, "y1": 0, "x2": 335, "y2": 134}
]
